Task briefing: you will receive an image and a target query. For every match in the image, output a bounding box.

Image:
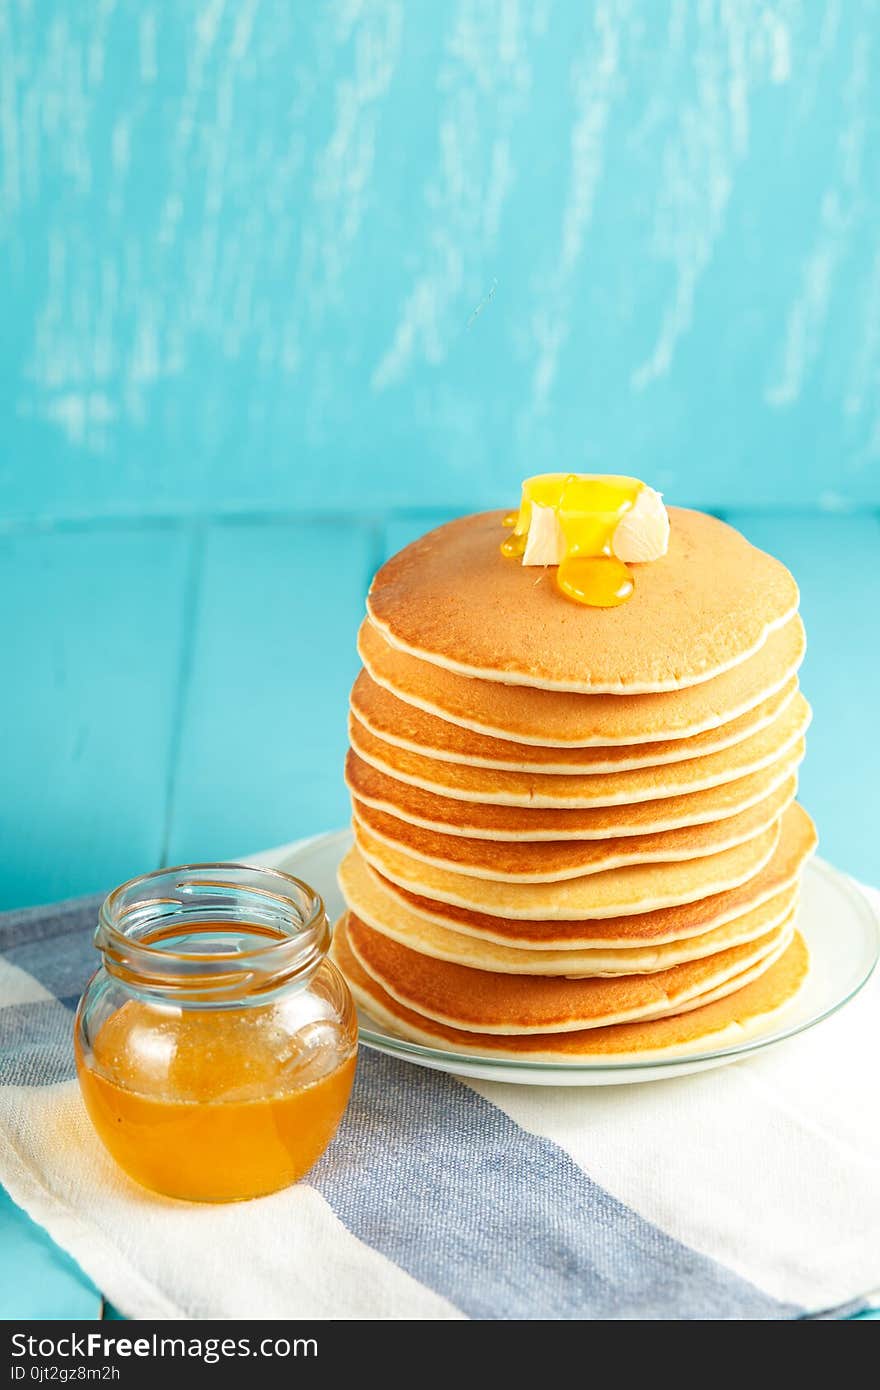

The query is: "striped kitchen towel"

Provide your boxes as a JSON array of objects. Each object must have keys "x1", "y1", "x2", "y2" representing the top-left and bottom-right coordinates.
[{"x1": 1, "y1": 881, "x2": 878, "y2": 1321}]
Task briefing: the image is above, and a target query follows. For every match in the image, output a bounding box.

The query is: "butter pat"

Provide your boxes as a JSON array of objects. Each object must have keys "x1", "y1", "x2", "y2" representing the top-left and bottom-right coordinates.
[
  {"x1": 610, "y1": 486, "x2": 669, "y2": 563},
  {"x1": 503, "y1": 472, "x2": 668, "y2": 608},
  {"x1": 522, "y1": 504, "x2": 566, "y2": 566},
  {"x1": 520, "y1": 483, "x2": 669, "y2": 567}
]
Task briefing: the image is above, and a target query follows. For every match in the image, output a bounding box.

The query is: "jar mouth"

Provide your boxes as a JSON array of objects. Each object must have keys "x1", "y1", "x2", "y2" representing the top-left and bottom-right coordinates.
[{"x1": 96, "y1": 863, "x2": 330, "y2": 1003}]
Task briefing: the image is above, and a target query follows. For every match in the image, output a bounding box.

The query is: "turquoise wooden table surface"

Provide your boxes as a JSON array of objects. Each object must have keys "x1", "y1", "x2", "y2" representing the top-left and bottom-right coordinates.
[{"x1": 2, "y1": 0, "x2": 879, "y2": 1320}]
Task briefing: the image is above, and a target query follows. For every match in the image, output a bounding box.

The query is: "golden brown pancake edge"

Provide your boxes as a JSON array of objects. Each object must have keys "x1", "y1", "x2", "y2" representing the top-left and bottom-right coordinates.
[
  {"x1": 367, "y1": 509, "x2": 799, "y2": 694},
  {"x1": 332, "y1": 915, "x2": 810, "y2": 1061}
]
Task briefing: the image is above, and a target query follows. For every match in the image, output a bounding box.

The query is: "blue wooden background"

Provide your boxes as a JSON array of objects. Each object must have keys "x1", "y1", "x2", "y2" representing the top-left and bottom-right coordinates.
[{"x1": 1, "y1": 0, "x2": 879, "y2": 906}]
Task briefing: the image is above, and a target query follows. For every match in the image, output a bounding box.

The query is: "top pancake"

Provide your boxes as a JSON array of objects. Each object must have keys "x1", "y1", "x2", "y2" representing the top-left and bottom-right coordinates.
[
  {"x1": 358, "y1": 614, "x2": 805, "y2": 747},
  {"x1": 367, "y1": 509, "x2": 799, "y2": 694}
]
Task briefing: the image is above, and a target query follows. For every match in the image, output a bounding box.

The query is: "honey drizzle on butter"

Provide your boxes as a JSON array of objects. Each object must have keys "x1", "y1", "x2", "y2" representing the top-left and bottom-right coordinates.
[{"x1": 501, "y1": 473, "x2": 642, "y2": 607}]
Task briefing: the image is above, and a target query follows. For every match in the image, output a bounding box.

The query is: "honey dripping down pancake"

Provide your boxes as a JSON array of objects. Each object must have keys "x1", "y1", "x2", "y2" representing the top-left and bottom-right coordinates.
[
  {"x1": 345, "y1": 743, "x2": 803, "y2": 840},
  {"x1": 366, "y1": 509, "x2": 799, "y2": 693},
  {"x1": 350, "y1": 772, "x2": 796, "y2": 883},
  {"x1": 358, "y1": 614, "x2": 806, "y2": 747},
  {"x1": 332, "y1": 916, "x2": 810, "y2": 1062},
  {"x1": 360, "y1": 803, "x2": 817, "y2": 948},
  {"x1": 338, "y1": 844, "x2": 800, "y2": 977},
  {"x1": 353, "y1": 815, "x2": 782, "y2": 920},
  {"x1": 348, "y1": 693, "x2": 810, "y2": 808},
  {"x1": 350, "y1": 667, "x2": 800, "y2": 773}
]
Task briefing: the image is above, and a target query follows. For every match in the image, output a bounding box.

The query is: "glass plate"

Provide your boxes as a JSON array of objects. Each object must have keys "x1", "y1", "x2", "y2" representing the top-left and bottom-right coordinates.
[{"x1": 251, "y1": 828, "x2": 880, "y2": 1087}]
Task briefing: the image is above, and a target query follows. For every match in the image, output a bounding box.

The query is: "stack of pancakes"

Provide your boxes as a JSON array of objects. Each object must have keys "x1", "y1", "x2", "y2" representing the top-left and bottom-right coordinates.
[{"x1": 333, "y1": 508, "x2": 817, "y2": 1063}]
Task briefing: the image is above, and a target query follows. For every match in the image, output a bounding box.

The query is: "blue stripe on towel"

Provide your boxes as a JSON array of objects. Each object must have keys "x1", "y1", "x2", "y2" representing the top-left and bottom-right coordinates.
[
  {"x1": 0, "y1": 1000, "x2": 77, "y2": 1088},
  {"x1": 4, "y1": 924, "x2": 98, "y2": 1007},
  {"x1": 311, "y1": 1050, "x2": 801, "y2": 1321},
  {"x1": 0, "y1": 894, "x2": 103, "y2": 956}
]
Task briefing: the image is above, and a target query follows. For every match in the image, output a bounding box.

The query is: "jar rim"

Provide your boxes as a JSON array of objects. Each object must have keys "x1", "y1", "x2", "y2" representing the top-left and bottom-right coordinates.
[{"x1": 96, "y1": 862, "x2": 330, "y2": 1001}]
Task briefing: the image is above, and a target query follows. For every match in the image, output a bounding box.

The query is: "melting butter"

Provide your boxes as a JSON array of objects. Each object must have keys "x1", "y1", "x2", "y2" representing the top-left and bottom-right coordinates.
[{"x1": 501, "y1": 474, "x2": 665, "y2": 607}]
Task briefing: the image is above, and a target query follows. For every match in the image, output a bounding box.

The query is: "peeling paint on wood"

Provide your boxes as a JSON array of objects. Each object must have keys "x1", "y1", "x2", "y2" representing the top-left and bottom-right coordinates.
[{"x1": 0, "y1": 1, "x2": 878, "y2": 518}]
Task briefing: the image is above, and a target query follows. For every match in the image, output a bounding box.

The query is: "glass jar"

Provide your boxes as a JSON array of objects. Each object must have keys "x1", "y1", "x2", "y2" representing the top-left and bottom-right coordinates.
[{"x1": 74, "y1": 864, "x2": 357, "y2": 1203}]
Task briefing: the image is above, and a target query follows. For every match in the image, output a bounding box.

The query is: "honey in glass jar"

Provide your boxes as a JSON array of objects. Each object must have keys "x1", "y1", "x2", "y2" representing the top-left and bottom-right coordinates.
[{"x1": 75, "y1": 864, "x2": 357, "y2": 1202}]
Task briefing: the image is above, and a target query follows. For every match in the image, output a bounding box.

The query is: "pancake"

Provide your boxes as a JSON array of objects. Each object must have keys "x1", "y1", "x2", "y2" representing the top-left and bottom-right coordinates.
[
  {"x1": 366, "y1": 509, "x2": 800, "y2": 693},
  {"x1": 348, "y1": 693, "x2": 810, "y2": 807},
  {"x1": 346, "y1": 910, "x2": 792, "y2": 1035},
  {"x1": 353, "y1": 815, "x2": 781, "y2": 920},
  {"x1": 351, "y1": 773, "x2": 795, "y2": 882},
  {"x1": 365, "y1": 802, "x2": 817, "y2": 946},
  {"x1": 332, "y1": 916, "x2": 810, "y2": 1061},
  {"x1": 345, "y1": 746, "x2": 803, "y2": 840},
  {"x1": 359, "y1": 613, "x2": 806, "y2": 747},
  {"x1": 350, "y1": 668, "x2": 800, "y2": 773},
  {"x1": 338, "y1": 844, "x2": 800, "y2": 976}
]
